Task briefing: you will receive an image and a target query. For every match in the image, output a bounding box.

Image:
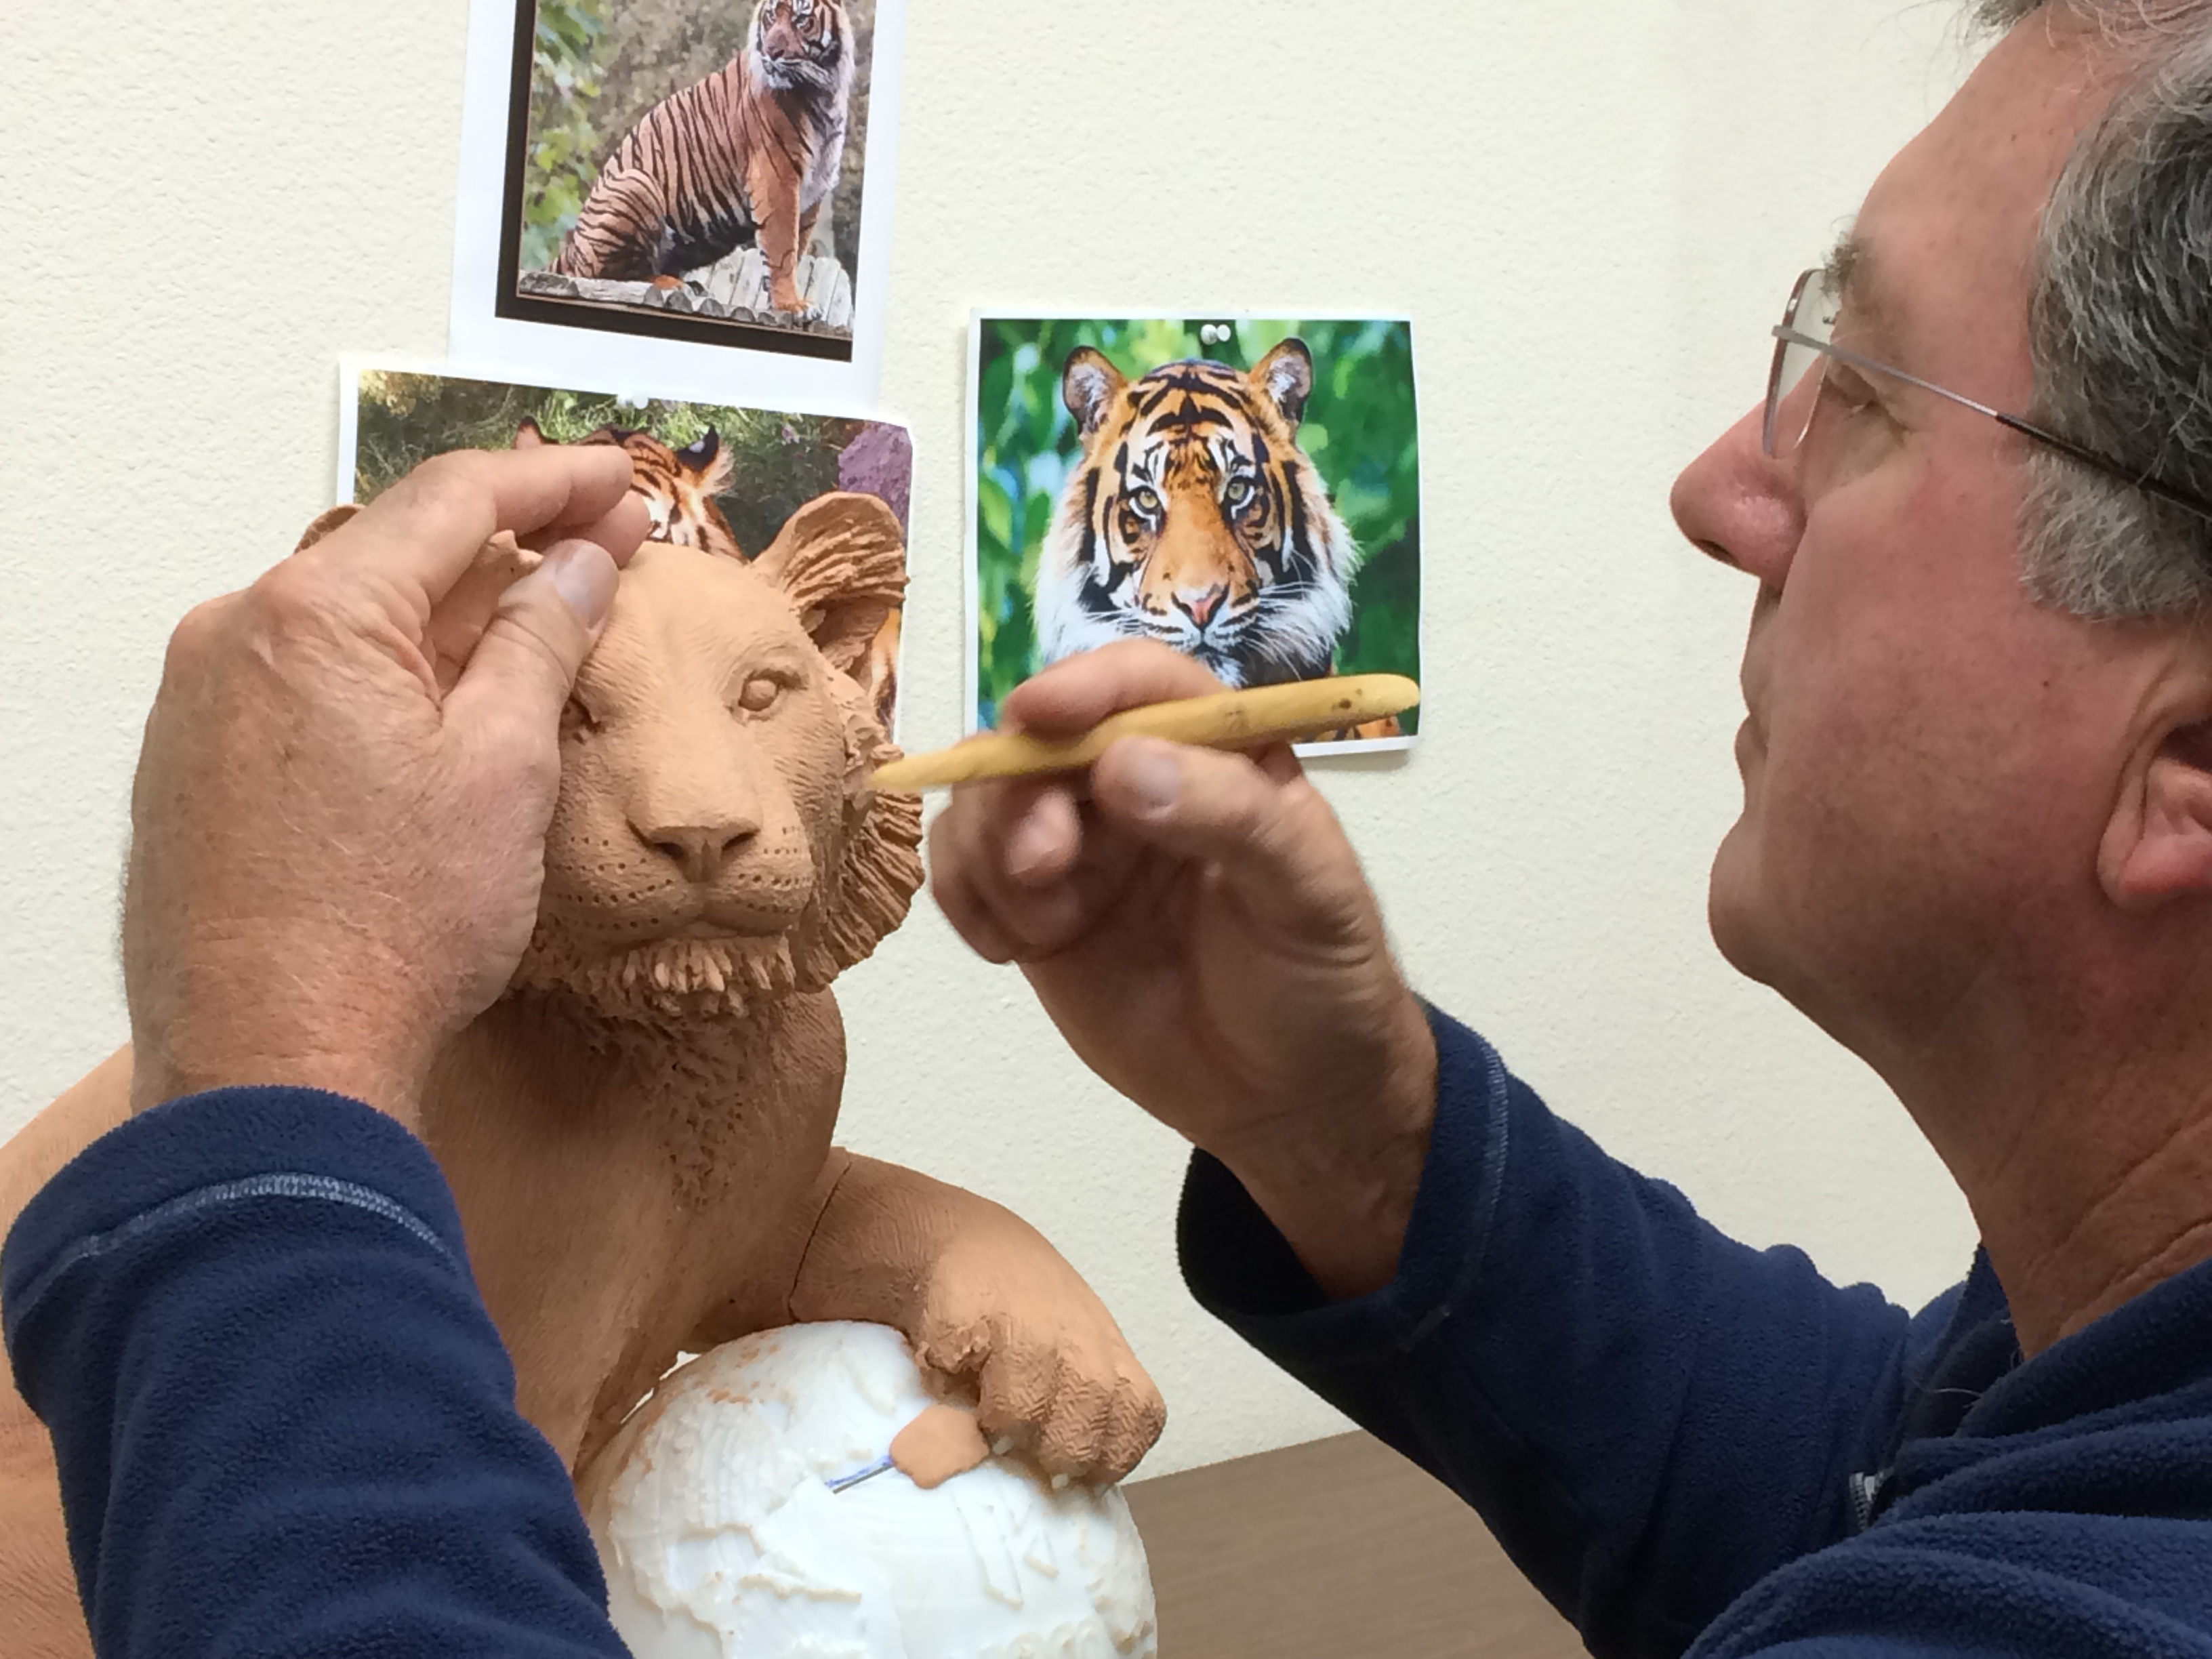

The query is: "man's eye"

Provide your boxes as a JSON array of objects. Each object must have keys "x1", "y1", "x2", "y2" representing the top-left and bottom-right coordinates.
[
  {"x1": 1824, "y1": 363, "x2": 1882, "y2": 414},
  {"x1": 737, "y1": 676, "x2": 784, "y2": 714}
]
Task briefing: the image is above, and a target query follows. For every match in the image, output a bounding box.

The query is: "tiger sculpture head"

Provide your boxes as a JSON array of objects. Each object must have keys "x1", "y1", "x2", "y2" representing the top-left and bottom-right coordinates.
[
  {"x1": 1035, "y1": 340, "x2": 1360, "y2": 691},
  {"x1": 749, "y1": 0, "x2": 852, "y2": 96},
  {"x1": 512, "y1": 492, "x2": 920, "y2": 1027},
  {"x1": 516, "y1": 419, "x2": 743, "y2": 563}
]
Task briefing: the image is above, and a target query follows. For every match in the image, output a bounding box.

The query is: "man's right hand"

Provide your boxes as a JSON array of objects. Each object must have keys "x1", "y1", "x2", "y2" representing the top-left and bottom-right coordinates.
[{"x1": 927, "y1": 642, "x2": 1437, "y2": 1300}]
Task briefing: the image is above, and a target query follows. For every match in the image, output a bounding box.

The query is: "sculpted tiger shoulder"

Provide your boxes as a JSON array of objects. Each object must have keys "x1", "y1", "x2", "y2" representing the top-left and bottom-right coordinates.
[
  {"x1": 550, "y1": 0, "x2": 853, "y2": 316},
  {"x1": 1036, "y1": 340, "x2": 1364, "y2": 695}
]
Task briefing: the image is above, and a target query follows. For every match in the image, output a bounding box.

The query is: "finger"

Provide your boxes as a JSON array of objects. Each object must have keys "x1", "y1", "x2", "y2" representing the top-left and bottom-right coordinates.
[
  {"x1": 327, "y1": 446, "x2": 636, "y2": 606},
  {"x1": 928, "y1": 779, "x2": 1130, "y2": 960},
  {"x1": 999, "y1": 640, "x2": 1226, "y2": 737},
  {"x1": 997, "y1": 780, "x2": 1084, "y2": 886},
  {"x1": 523, "y1": 484, "x2": 651, "y2": 570},
  {"x1": 927, "y1": 811, "x2": 1021, "y2": 964},
  {"x1": 928, "y1": 794, "x2": 1091, "y2": 960},
  {"x1": 442, "y1": 539, "x2": 617, "y2": 740},
  {"x1": 1089, "y1": 736, "x2": 1360, "y2": 929},
  {"x1": 426, "y1": 535, "x2": 541, "y2": 695}
]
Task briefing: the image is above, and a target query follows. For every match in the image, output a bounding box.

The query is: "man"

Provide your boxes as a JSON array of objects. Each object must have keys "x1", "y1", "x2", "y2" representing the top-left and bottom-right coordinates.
[{"x1": 931, "y1": 2, "x2": 2212, "y2": 1653}]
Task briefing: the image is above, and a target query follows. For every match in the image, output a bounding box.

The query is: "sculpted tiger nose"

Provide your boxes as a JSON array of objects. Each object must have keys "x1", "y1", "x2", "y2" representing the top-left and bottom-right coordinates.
[{"x1": 636, "y1": 817, "x2": 759, "y2": 884}]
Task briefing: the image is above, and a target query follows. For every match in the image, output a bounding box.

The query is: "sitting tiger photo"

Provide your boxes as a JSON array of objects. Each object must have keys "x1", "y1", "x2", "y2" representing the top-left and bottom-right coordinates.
[
  {"x1": 501, "y1": 0, "x2": 886, "y2": 356},
  {"x1": 970, "y1": 316, "x2": 1423, "y2": 748}
]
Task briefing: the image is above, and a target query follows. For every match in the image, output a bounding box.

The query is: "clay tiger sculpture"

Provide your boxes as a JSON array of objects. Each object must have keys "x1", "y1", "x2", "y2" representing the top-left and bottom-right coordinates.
[
  {"x1": 550, "y1": 0, "x2": 853, "y2": 317},
  {"x1": 1038, "y1": 340, "x2": 1367, "y2": 698}
]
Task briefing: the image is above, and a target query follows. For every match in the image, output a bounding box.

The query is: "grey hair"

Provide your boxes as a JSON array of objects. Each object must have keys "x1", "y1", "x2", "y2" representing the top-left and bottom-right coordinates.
[{"x1": 1967, "y1": 1, "x2": 2212, "y2": 615}]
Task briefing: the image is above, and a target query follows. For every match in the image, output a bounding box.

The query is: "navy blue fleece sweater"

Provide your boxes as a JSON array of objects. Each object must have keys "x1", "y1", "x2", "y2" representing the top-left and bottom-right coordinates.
[
  {"x1": 1181, "y1": 1009, "x2": 2212, "y2": 1658},
  {"x1": 2, "y1": 1087, "x2": 626, "y2": 1658}
]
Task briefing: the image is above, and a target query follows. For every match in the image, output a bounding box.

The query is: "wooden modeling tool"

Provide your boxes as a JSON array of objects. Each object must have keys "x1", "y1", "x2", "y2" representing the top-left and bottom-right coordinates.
[{"x1": 868, "y1": 674, "x2": 1420, "y2": 792}]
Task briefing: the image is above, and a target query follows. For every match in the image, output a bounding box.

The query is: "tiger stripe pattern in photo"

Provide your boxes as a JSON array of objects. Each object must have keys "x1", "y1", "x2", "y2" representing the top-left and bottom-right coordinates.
[
  {"x1": 549, "y1": 0, "x2": 853, "y2": 316},
  {"x1": 1037, "y1": 340, "x2": 1364, "y2": 693}
]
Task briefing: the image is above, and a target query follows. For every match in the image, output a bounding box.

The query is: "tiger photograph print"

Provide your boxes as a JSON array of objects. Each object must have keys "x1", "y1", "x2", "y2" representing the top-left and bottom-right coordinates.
[
  {"x1": 346, "y1": 366, "x2": 912, "y2": 732},
  {"x1": 503, "y1": 0, "x2": 882, "y2": 354},
  {"x1": 970, "y1": 316, "x2": 1422, "y2": 747}
]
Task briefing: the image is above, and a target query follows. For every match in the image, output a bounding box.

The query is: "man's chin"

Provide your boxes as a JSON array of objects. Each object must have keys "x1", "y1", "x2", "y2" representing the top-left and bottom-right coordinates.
[{"x1": 1706, "y1": 827, "x2": 1783, "y2": 989}]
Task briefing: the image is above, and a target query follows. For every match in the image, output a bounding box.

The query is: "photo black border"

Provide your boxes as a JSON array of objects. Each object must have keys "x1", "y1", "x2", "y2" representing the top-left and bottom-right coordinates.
[{"x1": 493, "y1": 0, "x2": 856, "y2": 365}]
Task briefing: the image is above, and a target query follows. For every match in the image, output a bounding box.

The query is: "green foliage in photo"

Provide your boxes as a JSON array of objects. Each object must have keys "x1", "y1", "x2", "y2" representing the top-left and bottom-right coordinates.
[
  {"x1": 973, "y1": 318, "x2": 1422, "y2": 733},
  {"x1": 354, "y1": 371, "x2": 865, "y2": 556},
  {"x1": 521, "y1": 0, "x2": 613, "y2": 271}
]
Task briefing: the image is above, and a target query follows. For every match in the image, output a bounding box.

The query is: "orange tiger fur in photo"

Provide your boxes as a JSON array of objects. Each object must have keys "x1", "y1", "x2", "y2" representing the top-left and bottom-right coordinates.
[
  {"x1": 519, "y1": 419, "x2": 745, "y2": 565},
  {"x1": 550, "y1": 0, "x2": 855, "y2": 316}
]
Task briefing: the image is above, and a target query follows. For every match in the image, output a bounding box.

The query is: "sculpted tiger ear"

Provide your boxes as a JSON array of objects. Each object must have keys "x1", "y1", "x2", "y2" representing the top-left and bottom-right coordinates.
[
  {"x1": 754, "y1": 491, "x2": 909, "y2": 681},
  {"x1": 292, "y1": 503, "x2": 363, "y2": 556},
  {"x1": 1062, "y1": 348, "x2": 1127, "y2": 441},
  {"x1": 1251, "y1": 338, "x2": 1315, "y2": 432},
  {"x1": 514, "y1": 417, "x2": 548, "y2": 449}
]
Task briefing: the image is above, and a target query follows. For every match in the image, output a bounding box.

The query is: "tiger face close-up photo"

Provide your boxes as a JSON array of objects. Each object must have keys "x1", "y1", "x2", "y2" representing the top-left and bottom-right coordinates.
[{"x1": 1036, "y1": 340, "x2": 1362, "y2": 692}]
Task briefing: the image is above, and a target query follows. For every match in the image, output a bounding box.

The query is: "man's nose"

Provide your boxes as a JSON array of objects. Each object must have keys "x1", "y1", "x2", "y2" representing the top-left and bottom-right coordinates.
[{"x1": 1670, "y1": 402, "x2": 1805, "y2": 587}]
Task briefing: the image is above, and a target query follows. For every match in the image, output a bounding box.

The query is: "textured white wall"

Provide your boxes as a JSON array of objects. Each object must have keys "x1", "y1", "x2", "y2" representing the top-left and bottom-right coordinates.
[{"x1": 0, "y1": 1, "x2": 1988, "y2": 1477}]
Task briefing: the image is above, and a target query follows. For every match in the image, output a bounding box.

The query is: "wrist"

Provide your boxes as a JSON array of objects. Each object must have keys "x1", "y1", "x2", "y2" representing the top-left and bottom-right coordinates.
[
  {"x1": 130, "y1": 1017, "x2": 432, "y2": 1131},
  {"x1": 1215, "y1": 994, "x2": 1438, "y2": 1302}
]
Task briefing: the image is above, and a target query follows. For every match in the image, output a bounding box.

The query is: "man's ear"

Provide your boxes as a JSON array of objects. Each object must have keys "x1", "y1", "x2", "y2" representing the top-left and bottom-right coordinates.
[{"x1": 2101, "y1": 718, "x2": 2212, "y2": 908}]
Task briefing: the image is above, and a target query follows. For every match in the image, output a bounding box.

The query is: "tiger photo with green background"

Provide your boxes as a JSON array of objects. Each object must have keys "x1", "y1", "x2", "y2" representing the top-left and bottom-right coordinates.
[{"x1": 969, "y1": 316, "x2": 1422, "y2": 745}]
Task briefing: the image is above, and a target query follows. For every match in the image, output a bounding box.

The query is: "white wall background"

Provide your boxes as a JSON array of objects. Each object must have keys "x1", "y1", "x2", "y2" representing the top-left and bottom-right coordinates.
[{"x1": 0, "y1": 1, "x2": 1991, "y2": 1477}]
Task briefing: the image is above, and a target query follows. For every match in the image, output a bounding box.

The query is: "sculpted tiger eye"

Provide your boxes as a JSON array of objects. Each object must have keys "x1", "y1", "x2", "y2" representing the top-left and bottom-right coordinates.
[
  {"x1": 1038, "y1": 339, "x2": 1364, "y2": 693},
  {"x1": 550, "y1": 0, "x2": 855, "y2": 316}
]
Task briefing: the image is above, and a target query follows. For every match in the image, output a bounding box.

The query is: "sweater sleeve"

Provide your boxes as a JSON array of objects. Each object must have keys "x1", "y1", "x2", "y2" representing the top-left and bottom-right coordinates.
[
  {"x1": 1179, "y1": 1007, "x2": 1919, "y2": 1659},
  {"x1": 1, "y1": 1086, "x2": 628, "y2": 1659}
]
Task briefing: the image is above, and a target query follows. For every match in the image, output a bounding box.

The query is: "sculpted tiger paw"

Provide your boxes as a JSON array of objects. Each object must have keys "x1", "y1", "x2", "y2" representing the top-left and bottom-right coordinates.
[
  {"x1": 914, "y1": 1319, "x2": 1166, "y2": 1490},
  {"x1": 906, "y1": 1275, "x2": 1166, "y2": 1488}
]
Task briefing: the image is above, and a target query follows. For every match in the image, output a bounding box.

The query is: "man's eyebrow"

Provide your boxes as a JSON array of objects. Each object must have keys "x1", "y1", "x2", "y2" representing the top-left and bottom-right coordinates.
[{"x1": 1822, "y1": 228, "x2": 1896, "y2": 344}]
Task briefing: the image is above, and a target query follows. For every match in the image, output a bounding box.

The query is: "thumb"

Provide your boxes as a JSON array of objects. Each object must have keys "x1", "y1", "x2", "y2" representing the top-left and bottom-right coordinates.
[
  {"x1": 443, "y1": 538, "x2": 617, "y2": 732},
  {"x1": 1090, "y1": 736, "x2": 1365, "y2": 928}
]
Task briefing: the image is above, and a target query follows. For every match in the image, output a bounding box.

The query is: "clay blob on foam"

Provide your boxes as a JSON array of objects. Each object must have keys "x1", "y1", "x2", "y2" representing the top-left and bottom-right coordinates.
[{"x1": 588, "y1": 1322, "x2": 1158, "y2": 1659}]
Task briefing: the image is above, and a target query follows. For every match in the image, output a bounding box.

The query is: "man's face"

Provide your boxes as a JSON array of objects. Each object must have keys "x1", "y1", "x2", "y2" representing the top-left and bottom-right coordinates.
[{"x1": 1679, "y1": 17, "x2": 2171, "y2": 1061}]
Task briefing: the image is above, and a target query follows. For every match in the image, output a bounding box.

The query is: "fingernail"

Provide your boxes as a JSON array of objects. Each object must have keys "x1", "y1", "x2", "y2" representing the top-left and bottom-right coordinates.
[
  {"x1": 1007, "y1": 804, "x2": 1061, "y2": 879},
  {"x1": 1118, "y1": 739, "x2": 1181, "y2": 819},
  {"x1": 541, "y1": 539, "x2": 617, "y2": 632}
]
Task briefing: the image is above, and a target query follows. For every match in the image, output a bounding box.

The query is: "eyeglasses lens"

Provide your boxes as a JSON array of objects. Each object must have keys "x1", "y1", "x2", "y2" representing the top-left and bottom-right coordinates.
[{"x1": 1765, "y1": 268, "x2": 1839, "y2": 459}]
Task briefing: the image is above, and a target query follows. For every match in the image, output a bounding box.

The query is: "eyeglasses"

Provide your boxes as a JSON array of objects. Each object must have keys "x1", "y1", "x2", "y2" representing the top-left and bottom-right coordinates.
[{"x1": 1764, "y1": 265, "x2": 2212, "y2": 524}]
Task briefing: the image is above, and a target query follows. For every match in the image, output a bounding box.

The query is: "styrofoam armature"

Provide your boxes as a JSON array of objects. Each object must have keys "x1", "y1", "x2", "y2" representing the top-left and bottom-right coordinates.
[{"x1": 586, "y1": 1324, "x2": 1158, "y2": 1659}]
